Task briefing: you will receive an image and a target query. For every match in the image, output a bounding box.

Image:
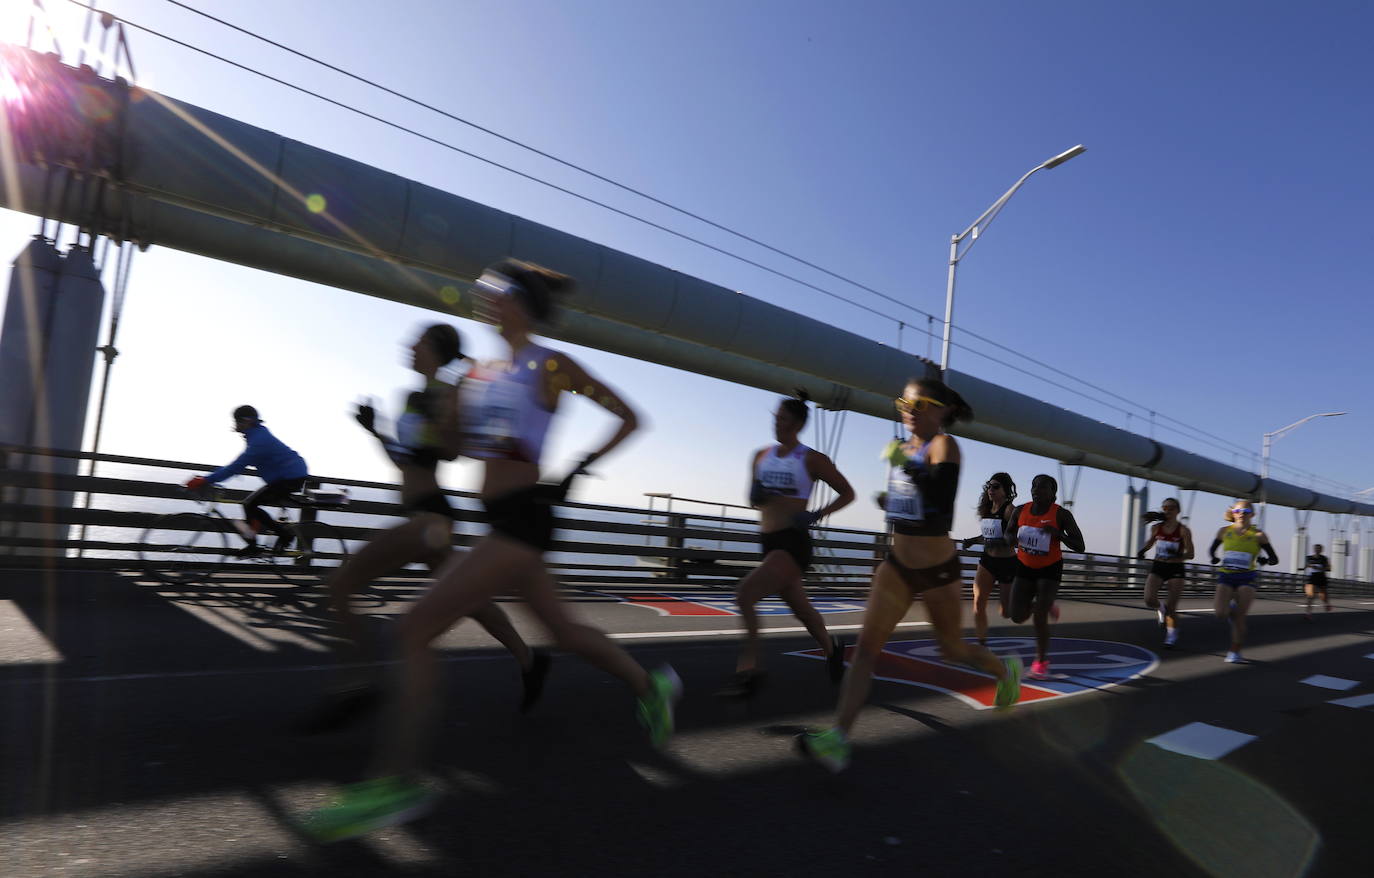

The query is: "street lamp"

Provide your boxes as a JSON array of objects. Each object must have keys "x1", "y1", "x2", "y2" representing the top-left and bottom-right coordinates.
[
  {"x1": 939, "y1": 144, "x2": 1086, "y2": 373},
  {"x1": 1259, "y1": 412, "x2": 1347, "y2": 528}
]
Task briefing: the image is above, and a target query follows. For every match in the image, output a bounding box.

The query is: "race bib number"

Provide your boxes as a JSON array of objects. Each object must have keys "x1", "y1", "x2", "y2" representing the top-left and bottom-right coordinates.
[
  {"x1": 759, "y1": 468, "x2": 798, "y2": 495},
  {"x1": 1155, "y1": 540, "x2": 1179, "y2": 560},
  {"x1": 1018, "y1": 525, "x2": 1051, "y2": 555},
  {"x1": 980, "y1": 518, "x2": 1004, "y2": 541},
  {"x1": 1222, "y1": 549, "x2": 1254, "y2": 570},
  {"x1": 886, "y1": 477, "x2": 923, "y2": 522}
]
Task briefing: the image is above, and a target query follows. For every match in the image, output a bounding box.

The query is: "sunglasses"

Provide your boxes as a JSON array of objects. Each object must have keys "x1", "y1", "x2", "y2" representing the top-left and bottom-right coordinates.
[
  {"x1": 894, "y1": 395, "x2": 945, "y2": 414},
  {"x1": 1231, "y1": 507, "x2": 1253, "y2": 516}
]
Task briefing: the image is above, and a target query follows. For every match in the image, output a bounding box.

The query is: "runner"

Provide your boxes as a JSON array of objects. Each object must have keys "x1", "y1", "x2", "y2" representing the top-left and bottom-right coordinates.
[
  {"x1": 1303, "y1": 544, "x2": 1331, "y2": 619},
  {"x1": 716, "y1": 391, "x2": 855, "y2": 698},
  {"x1": 1207, "y1": 499, "x2": 1278, "y2": 663},
  {"x1": 302, "y1": 260, "x2": 679, "y2": 840},
  {"x1": 297, "y1": 324, "x2": 544, "y2": 734},
  {"x1": 1006, "y1": 474, "x2": 1086, "y2": 679},
  {"x1": 185, "y1": 406, "x2": 307, "y2": 557},
  {"x1": 1136, "y1": 498, "x2": 1194, "y2": 648},
  {"x1": 961, "y1": 472, "x2": 1018, "y2": 645},
  {"x1": 797, "y1": 377, "x2": 1022, "y2": 773}
]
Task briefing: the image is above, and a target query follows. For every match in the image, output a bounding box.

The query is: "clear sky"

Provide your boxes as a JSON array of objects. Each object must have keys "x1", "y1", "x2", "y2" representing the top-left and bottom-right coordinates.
[{"x1": 3, "y1": 0, "x2": 1373, "y2": 564}]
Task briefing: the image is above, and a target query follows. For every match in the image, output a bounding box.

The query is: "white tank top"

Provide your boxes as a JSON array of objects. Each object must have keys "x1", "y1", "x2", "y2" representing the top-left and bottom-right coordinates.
[
  {"x1": 755, "y1": 444, "x2": 813, "y2": 500},
  {"x1": 459, "y1": 344, "x2": 556, "y2": 464}
]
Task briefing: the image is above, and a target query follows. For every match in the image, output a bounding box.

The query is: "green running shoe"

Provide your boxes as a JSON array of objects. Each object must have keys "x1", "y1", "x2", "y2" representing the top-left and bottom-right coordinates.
[
  {"x1": 637, "y1": 665, "x2": 682, "y2": 748},
  {"x1": 797, "y1": 727, "x2": 851, "y2": 773},
  {"x1": 995, "y1": 655, "x2": 1023, "y2": 709},
  {"x1": 299, "y1": 776, "x2": 439, "y2": 843}
]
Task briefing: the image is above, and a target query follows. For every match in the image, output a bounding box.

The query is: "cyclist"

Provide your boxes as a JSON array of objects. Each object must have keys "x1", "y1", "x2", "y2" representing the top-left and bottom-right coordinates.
[{"x1": 186, "y1": 405, "x2": 308, "y2": 556}]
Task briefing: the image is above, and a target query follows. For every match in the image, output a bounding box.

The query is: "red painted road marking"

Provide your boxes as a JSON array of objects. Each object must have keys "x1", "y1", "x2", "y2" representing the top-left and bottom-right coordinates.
[{"x1": 621, "y1": 593, "x2": 736, "y2": 617}]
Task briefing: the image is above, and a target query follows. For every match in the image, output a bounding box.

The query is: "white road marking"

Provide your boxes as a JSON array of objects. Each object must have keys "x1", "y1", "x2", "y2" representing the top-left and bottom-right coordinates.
[
  {"x1": 1300, "y1": 674, "x2": 1359, "y2": 691},
  {"x1": 1146, "y1": 722, "x2": 1256, "y2": 760},
  {"x1": 1329, "y1": 693, "x2": 1374, "y2": 709},
  {"x1": 0, "y1": 622, "x2": 930, "y2": 685},
  {"x1": 609, "y1": 621, "x2": 929, "y2": 640}
]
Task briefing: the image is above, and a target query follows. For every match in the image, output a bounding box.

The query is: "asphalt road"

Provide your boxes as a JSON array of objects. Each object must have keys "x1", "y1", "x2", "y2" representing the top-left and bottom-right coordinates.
[{"x1": 3, "y1": 568, "x2": 1373, "y2": 877}]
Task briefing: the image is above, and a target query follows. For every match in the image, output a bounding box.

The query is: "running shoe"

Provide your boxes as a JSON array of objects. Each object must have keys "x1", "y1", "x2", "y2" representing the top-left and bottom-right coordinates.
[
  {"x1": 637, "y1": 665, "x2": 682, "y2": 747},
  {"x1": 299, "y1": 776, "x2": 439, "y2": 843},
  {"x1": 826, "y1": 635, "x2": 847, "y2": 683},
  {"x1": 995, "y1": 655, "x2": 1023, "y2": 709},
  {"x1": 519, "y1": 651, "x2": 552, "y2": 713},
  {"x1": 1224, "y1": 651, "x2": 1245, "y2": 664},
  {"x1": 714, "y1": 669, "x2": 763, "y2": 699},
  {"x1": 234, "y1": 543, "x2": 264, "y2": 559},
  {"x1": 1164, "y1": 628, "x2": 1179, "y2": 648},
  {"x1": 292, "y1": 684, "x2": 382, "y2": 735},
  {"x1": 1028, "y1": 659, "x2": 1051, "y2": 680},
  {"x1": 1156, "y1": 607, "x2": 1167, "y2": 627},
  {"x1": 797, "y1": 727, "x2": 851, "y2": 773},
  {"x1": 272, "y1": 533, "x2": 296, "y2": 554}
]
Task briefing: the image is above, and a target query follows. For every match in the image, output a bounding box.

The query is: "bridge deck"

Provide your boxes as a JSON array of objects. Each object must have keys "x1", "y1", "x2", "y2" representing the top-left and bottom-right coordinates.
[{"x1": 3, "y1": 569, "x2": 1371, "y2": 877}]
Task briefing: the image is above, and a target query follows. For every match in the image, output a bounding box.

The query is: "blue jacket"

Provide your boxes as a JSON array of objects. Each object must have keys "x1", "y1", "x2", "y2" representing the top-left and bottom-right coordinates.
[{"x1": 206, "y1": 425, "x2": 308, "y2": 485}]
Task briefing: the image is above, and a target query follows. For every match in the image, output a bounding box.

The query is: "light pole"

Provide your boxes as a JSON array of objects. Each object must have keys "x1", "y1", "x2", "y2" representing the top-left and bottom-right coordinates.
[
  {"x1": 939, "y1": 144, "x2": 1086, "y2": 373},
  {"x1": 1259, "y1": 412, "x2": 1347, "y2": 528}
]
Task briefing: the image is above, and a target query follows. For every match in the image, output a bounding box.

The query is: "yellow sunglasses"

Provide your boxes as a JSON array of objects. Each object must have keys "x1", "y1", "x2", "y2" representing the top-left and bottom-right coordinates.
[{"x1": 894, "y1": 395, "x2": 945, "y2": 414}]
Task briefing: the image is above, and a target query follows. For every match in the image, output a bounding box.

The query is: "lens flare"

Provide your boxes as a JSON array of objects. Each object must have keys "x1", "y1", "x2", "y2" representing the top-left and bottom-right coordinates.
[
  {"x1": 1118, "y1": 743, "x2": 1321, "y2": 877},
  {"x1": 305, "y1": 193, "x2": 327, "y2": 213}
]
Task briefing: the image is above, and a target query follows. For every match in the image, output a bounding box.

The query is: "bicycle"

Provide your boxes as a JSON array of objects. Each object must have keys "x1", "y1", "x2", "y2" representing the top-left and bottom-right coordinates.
[{"x1": 139, "y1": 483, "x2": 352, "y2": 587}]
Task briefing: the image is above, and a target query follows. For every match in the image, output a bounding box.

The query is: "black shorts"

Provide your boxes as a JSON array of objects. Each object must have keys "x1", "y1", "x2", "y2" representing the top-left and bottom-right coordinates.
[
  {"x1": 483, "y1": 487, "x2": 556, "y2": 553},
  {"x1": 404, "y1": 491, "x2": 457, "y2": 519},
  {"x1": 1150, "y1": 561, "x2": 1186, "y2": 581},
  {"x1": 1009, "y1": 560, "x2": 1064, "y2": 622},
  {"x1": 761, "y1": 528, "x2": 813, "y2": 572},
  {"x1": 1308, "y1": 573, "x2": 1328, "y2": 591},
  {"x1": 884, "y1": 552, "x2": 963, "y2": 595},
  {"x1": 978, "y1": 554, "x2": 1018, "y2": 584},
  {"x1": 1014, "y1": 559, "x2": 1064, "y2": 583}
]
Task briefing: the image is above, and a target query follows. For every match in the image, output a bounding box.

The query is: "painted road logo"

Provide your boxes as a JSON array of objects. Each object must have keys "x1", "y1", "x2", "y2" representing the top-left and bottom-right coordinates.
[
  {"x1": 596, "y1": 590, "x2": 865, "y2": 618},
  {"x1": 790, "y1": 637, "x2": 1158, "y2": 709}
]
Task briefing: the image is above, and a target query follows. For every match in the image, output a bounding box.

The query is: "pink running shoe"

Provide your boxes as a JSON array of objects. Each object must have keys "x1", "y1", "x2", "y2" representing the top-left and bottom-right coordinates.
[{"x1": 1028, "y1": 659, "x2": 1051, "y2": 680}]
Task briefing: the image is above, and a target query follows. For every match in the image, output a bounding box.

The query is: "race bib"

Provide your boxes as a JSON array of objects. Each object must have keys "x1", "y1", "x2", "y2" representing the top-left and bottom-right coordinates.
[
  {"x1": 980, "y1": 518, "x2": 1004, "y2": 541},
  {"x1": 1222, "y1": 549, "x2": 1255, "y2": 570},
  {"x1": 886, "y1": 478, "x2": 923, "y2": 522},
  {"x1": 1018, "y1": 525, "x2": 1051, "y2": 555},
  {"x1": 759, "y1": 468, "x2": 798, "y2": 495},
  {"x1": 1155, "y1": 540, "x2": 1179, "y2": 560},
  {"x1": 466, "y1": 380, "x2": 522, "y2": 451}
]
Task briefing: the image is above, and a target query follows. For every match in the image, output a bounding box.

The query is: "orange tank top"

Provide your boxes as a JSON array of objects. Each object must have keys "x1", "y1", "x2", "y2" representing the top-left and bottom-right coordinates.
[{"x1": 1015, "y1": 503, "x2": 1063, "y2": 568}]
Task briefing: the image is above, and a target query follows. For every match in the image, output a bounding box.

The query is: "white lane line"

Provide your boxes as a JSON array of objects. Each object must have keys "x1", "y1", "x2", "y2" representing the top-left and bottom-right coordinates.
[
  {"x1": 608, "y1": 621, "x2": 930, "y2": 640},
  {"x1": 0, "y1": 622, "x2": 930, "y2": 685},
  {"x1": 1329, "y1": 693, "x2": 1374, "y2": 709},
  {"x1": 1300, "y1": 674, "x2": 1359, "y2": 691},
  {"x1": 1146, "y1": 722, "x2": 1256, "y2": 760}
]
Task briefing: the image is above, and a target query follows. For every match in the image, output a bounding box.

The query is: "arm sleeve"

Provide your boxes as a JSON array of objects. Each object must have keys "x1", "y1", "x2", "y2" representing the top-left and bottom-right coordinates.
[
  {"x1": 1261, "y1": 543, "x2": 1279, "y2": 565},
  {"x1": 205, "y1": 441, "x2": 259, "y2": 484},
  {"x1": 1208, "y1": 538, "x2": 1222, "y2": 559}
]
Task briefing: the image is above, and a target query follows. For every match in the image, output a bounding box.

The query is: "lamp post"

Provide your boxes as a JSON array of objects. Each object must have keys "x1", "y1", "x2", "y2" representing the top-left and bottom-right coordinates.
[
  {"x1": 939, "y1": 144, "x2": 1086, "y2": 373},
  {"x1": 1259, "y1": 412, "x2": 1346, "y2": 528}
]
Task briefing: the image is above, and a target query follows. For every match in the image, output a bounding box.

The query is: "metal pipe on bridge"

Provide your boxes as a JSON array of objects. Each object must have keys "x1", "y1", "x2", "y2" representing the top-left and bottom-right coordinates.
[{"x1": 1, "y1": 48, "x2": 1369, "y2": 517}]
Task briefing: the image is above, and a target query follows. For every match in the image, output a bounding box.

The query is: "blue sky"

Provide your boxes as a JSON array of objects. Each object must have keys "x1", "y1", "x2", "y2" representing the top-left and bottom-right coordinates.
[{"x1": 3, "y1": 0, "x2": 1372, "y2": 561}]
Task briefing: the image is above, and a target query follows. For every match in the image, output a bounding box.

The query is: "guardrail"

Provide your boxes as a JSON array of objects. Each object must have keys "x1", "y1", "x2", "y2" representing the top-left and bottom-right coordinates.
[{"x1": 3, "y1": 444, "x2": 1372, "y2": 599}]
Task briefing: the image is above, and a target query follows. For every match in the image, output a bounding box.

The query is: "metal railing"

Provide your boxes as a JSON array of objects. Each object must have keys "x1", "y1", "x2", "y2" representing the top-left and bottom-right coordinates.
[{"x1": 3, "y1": 444, "x2": 1373, "y2": 598}]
